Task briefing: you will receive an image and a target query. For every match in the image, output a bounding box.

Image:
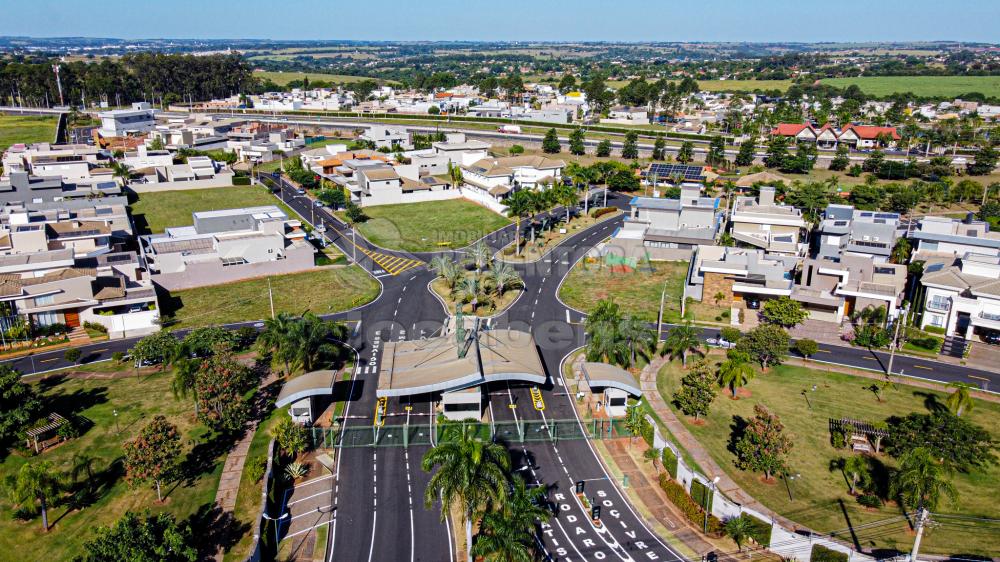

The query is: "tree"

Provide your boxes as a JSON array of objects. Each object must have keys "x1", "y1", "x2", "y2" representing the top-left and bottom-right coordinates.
[
  {"x1": 886, "y1": 412, "x2": 996, "y2": 474},
  {"x1": 724, "y1": 516, "x2": 756, "y2": 552},
  {"x1": 0, "y1": 365, "x2": 39, "y2": 447},
  {"x1": 195, "y1": 349, "x2": 256, "y2": 432},
  {"x1": 595, "y1": 139, "x2": 612, "y2": 158},
  {"x1": 736, "y1": 324, "x2": 790, "y2": 370},
  {"x1": 77, "y1": 510, "x2": 197, "y2": 562},
  {"x1": 621, "y1": 131, "x2": 639, "y2": 159},
  {"x1": 862, "y1": 149, "x2": 885, "y2": 173},
  {"x1": 652, "y1": 136, "x2": 666, "y2": 161},
  {"x1": 661, "y1": 323, "x2": 703, "y2": 367},
  {"x1": 472, "y1": 475, "x2": 549, "y2": 562},
  {"x1": 706, "y1": 136, "x2": 726, "y2": 168},
  {"x1": 271, "y1": 417, "x2": 308, "y2": 458},
  {"x1": 890, "y1": 447, "x2": 958, "y2": 511},
  {"x1": 490, "y1": 261, "x2": 522, "y2": 298},
  {"x1": 422, "y1": 425, "x2": 510, "y2": 561},
  {"x1": 734, "y1": 404, "x2": 792, "y2": 480},
  {"x1": 623, "y1": 402, "x2": 648, "y2": 446},
  {"x1": 123, "y1": 416, "x2": 180, "y2": 503},
  {"x1": 717, "y1": 350, "x2": 756, "y2": 398},
  {"x1": 829, "y1": 143, "x2": 850, "y2": 171},
  {"x1": 794, "y1": 338, "x2": 818, "y2": 359},
  {"x1": 3, "y1": 461, "x2": 62, "y2": 532},
  {"x1": 760, "y1": 296, "x2": 808, "y2": 328},
  {"x1": 130, "y1": 331, "x2": 178, "y2": 370},
  {"x1": 890, "y1": 237, "x2": 911, "y2": 264},
  {"x1": 427, "y1": 105, "x2": 440, "y2": 115},
  {"x1": 945, "y1": 382, "x2": 975, "y2": 417},
  {"x1": 619, "y1": 315, "x2": 656, "y2": 370},
  {"x1": 842, "y1": 455, "x2": 871, "y2": 496},
  {"x1": 584, "y1": 299, "x2": 628, "y2": 367},
  {"x1": 558, "y1": 73, "x2": 577, "y2": 93},
  {"x1": 607, "y1": 169, "x2": 640, "y2": 192},
  {"x1": 290, "y1": 313, "x2": 348, "y2": 373},
  {"x1": 764, "y1": 135, "x2": 789, "y2": 169},
  {"x1": 735, "y1": 136, "x2": 756, "y2": 167},
  {"x1": 257, "y1": 312, "x2": 298, "y2": 376},
  {"x1": 344, "y1": 201, "x2": 368, "y2": 223},
  {"x1": 170, "y1": 353, "x2": 201, "y2": 417},
  {"x1": 676, "y1": 141, "x2": 695, "y2": 164},
  {"x1": 542, "y1": 128, "x2": 561, "y2": 154},
  {"x1": 569, "y1": 128, "x2": 586, "y2": 156},
  {"x1": 318, "y1": 188, "x2": 346, "y2": 209},
  {"x1": 505, "y1": 190, "x2": 533, "y2": 256},
  {"x1": 968, "y1": 143, "x2": 999, "y2": 176},
  {"x1": 672, "y1": 360, "x2": 717, "y2": 420}
]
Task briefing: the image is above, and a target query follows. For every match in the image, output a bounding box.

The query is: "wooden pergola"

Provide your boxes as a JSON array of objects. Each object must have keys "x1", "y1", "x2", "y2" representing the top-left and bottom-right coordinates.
[
  {"x1": 829, "y1": 417, "x2": 890, "y2": 454},
  {"x1": 25, "y1": 413, "x2": 67, "y2": 454}
]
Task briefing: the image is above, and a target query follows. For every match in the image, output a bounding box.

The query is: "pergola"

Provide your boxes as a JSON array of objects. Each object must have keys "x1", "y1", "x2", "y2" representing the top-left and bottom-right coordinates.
[
  {"x1": 25, "y1": 413, "x2": 67, "y2": 453},
  {"x1": 829, "y1": 417, "x2": 890, "y2": 454}
]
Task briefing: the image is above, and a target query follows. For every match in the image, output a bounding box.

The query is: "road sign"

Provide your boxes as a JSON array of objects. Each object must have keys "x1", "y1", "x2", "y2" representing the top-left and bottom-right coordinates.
[
  {"x1": 591, "y1": 505, "x2": 601, "y2": 521},
  {"x1": 575, "y1": 480, "x2": 585, "y2": 494}
]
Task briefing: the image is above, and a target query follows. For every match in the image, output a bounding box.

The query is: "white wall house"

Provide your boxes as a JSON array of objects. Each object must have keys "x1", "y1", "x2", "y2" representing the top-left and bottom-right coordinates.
[
  {"x1": 97, "y1": 103, "x2": 157, "y2": 137},
  {"x1": 920, "y1": 253, "x2": 1000, "y2": 341}
]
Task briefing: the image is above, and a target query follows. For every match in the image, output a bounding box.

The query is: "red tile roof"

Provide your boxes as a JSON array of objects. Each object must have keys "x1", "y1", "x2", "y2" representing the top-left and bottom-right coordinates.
[
  {"x1": 771, "y1": 123, "x2": 813, "y2": 136},
  {"x1": 841, "y1": 124, "x2": 900, "y2": 140}
]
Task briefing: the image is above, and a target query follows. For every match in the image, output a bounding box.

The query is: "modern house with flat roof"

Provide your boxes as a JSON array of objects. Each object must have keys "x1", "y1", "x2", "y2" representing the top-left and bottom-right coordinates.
[
  {"x1": 729, "y1": 186, "x2": 807, "y2": 255},
  {"x1": 687, "y1": 245, "x2": 798, "y2": 309},
  {"x1": 816, "y1": 205, "x2": 900, "y2": 263},
  {"x1": 617, "y1": 186, "x2": 722, "y2": 249},
  {"x1": 911, "y1": 215, "x2": 1000, "y2": 259},
  {"x1": 97, "y1": 103, "x2": 157, "y2": 137},
  {"x1": 792, "y1": 255, "x2": 907, "y2": 324}
]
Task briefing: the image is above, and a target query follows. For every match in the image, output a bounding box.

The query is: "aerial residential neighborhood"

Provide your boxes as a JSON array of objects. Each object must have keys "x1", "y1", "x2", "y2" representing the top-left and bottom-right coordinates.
[{"x1": 0, "y1": 2, "x2": 998, "y2": 562}]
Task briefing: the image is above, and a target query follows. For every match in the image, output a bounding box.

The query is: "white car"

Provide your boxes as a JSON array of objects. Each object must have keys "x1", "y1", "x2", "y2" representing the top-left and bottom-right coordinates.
[{"x1": 707, "y1": 337, "x2": 736, "y2": 349}]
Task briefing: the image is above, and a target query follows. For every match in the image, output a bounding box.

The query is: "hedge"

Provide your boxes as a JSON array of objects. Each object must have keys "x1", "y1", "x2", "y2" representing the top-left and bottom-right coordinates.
[
  {"x1": 690, "y1": 480, "x2": 713, "y2": 512},
  {"x1": 661, "y1": 447, "x2": 678, "y2": 479},
  {"x1": 811, "y1": 544, "x2": 849, "y2": 562},
  {"x1": 658, "y1": 473, "x2": 724, "y2": 537},
  {"x1": 923, "y1": 325, "x2": 946, "y2": 335},
  {"x1": 741, "y1": 513, "x2": 772, "y2": 547},
  {"x1": 232, "y1": 176, "x2": 251, "y2": 186},
  {"x1": 591, "y1": 206, "x2": 618, "y2": 218}
]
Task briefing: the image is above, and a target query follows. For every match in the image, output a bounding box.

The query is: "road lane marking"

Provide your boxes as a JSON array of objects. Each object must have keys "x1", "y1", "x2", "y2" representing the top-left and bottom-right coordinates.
[
  {"x1": 40, "y1": 358, "x2": 58, "y2": 363},
  {"x1": 913, "y1": 365, "x2": 933, "y2": 371},
  {"x1": 969, "y1": 374, "x2": 990, "y2": 381}
]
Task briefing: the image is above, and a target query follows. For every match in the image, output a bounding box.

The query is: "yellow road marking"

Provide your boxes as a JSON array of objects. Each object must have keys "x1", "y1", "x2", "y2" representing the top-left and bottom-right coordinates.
[
  {"x1": 913, "y1": 365, "x2": 933, "y2": 371},
  {"x1": 968, "y1": 374, "x2": 989, "y2": 381},
  {"x1": 374, "y1": 397, "x2": 387, "y2": 427},
  {"x1": 530, "y1": 387, "x2": 545, "y2": 411},
  {"x1": 40, "y1": 358, "x2": 58, "y2": 363}
]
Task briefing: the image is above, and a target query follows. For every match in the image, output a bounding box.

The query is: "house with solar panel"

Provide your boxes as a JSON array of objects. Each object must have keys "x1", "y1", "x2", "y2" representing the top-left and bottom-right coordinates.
[
  {"x1": 616, "y1": 185, "x2": 722, "y2": 249},
  {"x1": 728, "y1": 187, "x2": 807, "y2": 256},
  {"x1": 816, "y1": 205, "x2": 901, "y2": 263},
  {"x1": 140, "y1": 205, "x2": 314, "y2": 291},
  {"x1": 641, "y1": 163, "x2": 708, "y2": 185}
]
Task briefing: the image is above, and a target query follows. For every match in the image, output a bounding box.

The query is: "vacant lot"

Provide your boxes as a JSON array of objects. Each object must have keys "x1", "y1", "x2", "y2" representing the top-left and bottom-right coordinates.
[
  {"x1": 129, "y1": 186, "x2": 295, "y2": 235},
  {"x1": 689, "y1": 79, "x2": 794, "y2": 93},
  {"x1": 160, "y1": 267, "x2": 379, "y2": 329},
  {"x1": 342, "y1": 199, "x2": 511, "y2": 253},
  {"x1": 0, "y1": 369, "x2": 225, "y2": 560},
  {"x1": 821, "y1": 76, "x2": 1000, "y2": 99},
  {"x1": 253, "y1": 71, "x2": 394, "y2": 86},
  {"x1": 0, "y1": 114, "x2": 58, "y2": 151},
  {"x1": 657, "y1": 358, "x2": 1000, "y2": 556}
]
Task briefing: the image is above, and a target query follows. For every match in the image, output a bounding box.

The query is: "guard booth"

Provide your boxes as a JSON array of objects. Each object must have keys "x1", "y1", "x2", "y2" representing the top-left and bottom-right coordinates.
[
  {"x1": 441, "y1": 387, "x2": 483, "y2": 421},
  {"x1": 579, "y1": 362, "x2": 643, "y2": 418},
  {"x1": 274, "y1": 370, "x2": 338, "y2": 425}
]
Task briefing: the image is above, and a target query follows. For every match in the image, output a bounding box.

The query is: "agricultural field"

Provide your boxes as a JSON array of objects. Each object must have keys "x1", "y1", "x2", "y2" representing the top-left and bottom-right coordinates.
[
  {"x1": 253, "y1": 71, "x2": 394, "y2": 86},
  {"x1": 0, "y1": 114, "x2": 58, "y2": 151},
  {"x1": 820, "y1": 76, "x2": 1000, "y2": 99}
]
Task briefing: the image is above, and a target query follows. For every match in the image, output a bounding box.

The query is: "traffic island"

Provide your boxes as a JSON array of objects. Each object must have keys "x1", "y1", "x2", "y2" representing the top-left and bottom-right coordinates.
[{"x1": 498, "y1": 207, "x2": 621, "y2": 263}]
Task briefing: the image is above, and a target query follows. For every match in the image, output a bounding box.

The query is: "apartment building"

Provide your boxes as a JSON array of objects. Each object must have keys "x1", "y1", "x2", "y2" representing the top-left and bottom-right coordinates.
[
  {"x1": 919, "y1": 253, "x2": 1000, "y2": 341},
  {"x1": 140, "y1": 205, "x2": 313, "y2": 290},
  {"x1": 729, "y1": 186, "x2": 807, "y2": 255},
  {"x1": 816, "y1": 205, "x2": 900, "y2": 263}
]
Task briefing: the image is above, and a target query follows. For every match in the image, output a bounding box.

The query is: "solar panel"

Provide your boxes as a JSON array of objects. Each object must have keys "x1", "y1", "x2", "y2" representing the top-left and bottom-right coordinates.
[{"x1": 646, "y1": 164, "x2": 705, "y2": 180}]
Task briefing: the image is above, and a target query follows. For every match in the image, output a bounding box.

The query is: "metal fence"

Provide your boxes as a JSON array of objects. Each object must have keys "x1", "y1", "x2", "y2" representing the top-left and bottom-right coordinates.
[{"x1": 308, "y1": 418, "x2": 633, "y2": 449}]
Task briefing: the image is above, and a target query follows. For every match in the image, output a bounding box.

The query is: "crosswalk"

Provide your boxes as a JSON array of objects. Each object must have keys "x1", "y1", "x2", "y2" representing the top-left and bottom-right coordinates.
[{"x1": 354, "y1": 244, "x2": 424, "y2": 276}]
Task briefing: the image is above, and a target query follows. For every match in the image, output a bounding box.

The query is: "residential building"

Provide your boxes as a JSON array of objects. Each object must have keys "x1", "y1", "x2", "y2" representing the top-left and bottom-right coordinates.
[
  {"x1": 792, "y1": 255, "x2": 907, "y2": 324},
  {"x1": 919, "y1": 253, "x2": 1000, "y2": 341},
  {"x1": 129, "y1": 156, "x2": 235, "y2": 190},
  {"x1": 361, "y1": 125, "x2": 411, "y2": 150},
  {"x1": 97, "y1": 103, "x2": 157, "y2": 137},
  {"x1": 816, "y1": 205, "x2": 900, "y2": 263},
  {"x1": 617, "y1": 186, "x2": 722, "y2": 249},
  {"x1": 729, "y1": 186, "x2": 807, "y2": 255},
  {"x1": 601, "y1": 106, "x2": 649, "y2": 125},
  {"x1": 770, "y1": 123, "x2": 900, "y2": 149},
  {"x1": 354, "y1": 164, "x2": 459, "y2": 207},
  {"x1": 140, "y1": 205, "x2": 314, "y2": 290},
  {"x1": 687, "y1": 245, "x2": 797, "y2": 307},
  {"x1": 911, "y1": 215, "x2": 1000, "y2": 259},
  {"x1": 0, "y1": 171, "x2": 121, "y2": 206}
]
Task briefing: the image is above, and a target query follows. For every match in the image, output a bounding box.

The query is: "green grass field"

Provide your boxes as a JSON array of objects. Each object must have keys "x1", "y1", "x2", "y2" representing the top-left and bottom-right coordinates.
[
  {"x1": 0, "y1": 370, "x2": 224, "y2": 560},
  {"x1": 341, "y1": 199, "x2": 511, "y2": 253},
  {"x1": 160, "y1": 267, "x2": 379, "y2": 330},
  {"x1": 0, "y1": 114, "x2": 58, "y2": 151},
  {"x1": 253, "y1": 71, "x2": 394, "y2": 87},
  {"x1": 128, "y1": 186, "x2": 295, "y2": 235},
  {"x1": 657, "y1": 358, "x2": 1000, "y2": 556},
  {"x1": 820, "y1": 76, "x2": 1000, "y2": 98},
  {"x1": 685, "y1": 79, "x2": 795, "y2": 93}
]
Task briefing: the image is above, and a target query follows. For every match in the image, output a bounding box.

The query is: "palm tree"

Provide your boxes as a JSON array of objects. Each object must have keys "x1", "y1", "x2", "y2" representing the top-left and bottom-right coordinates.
[
  {"x1": 619, "y1": 315, "x2": 656, "y2": 370},
  {"x1": 4, "y1": 461, "x2": 62, "y2": 532},
  {"x1": 842, "y1": 455, "x2": 870, "y2": 495},
  {"x1": 717, "y1": 353, "x2": 756, "y2": 398},
  {"x1": 292, "y1": 313, "x2": 347, "y2": 372},
  {"x1": 555, "y1": 182, "x2": 578, "y2": 225},
  {"x1": 170, "y1": 354, "x2": 201, "y2": 416},
  {"x1": 111, "y1": 161, "x2": 132, "y2": 184},
  {"x1": 431, "y1": 255, "x2": 457, "y2": 282},
  {"x1": 467, "y1": 241, "x2": 491, "y2": 274},
  {"x1": 490, "y1": 262, "x2": 522, "y2": 298},
  {"x1": 945, "y1": 382, "x2": 975, "y2": 417},
  {"x1": 890, "y1": 447, "x2": 958, "y2": 511},
  {"x1": 473, "y1": 475, "x2": 549, "y2": 562},
  {"x1": 586, "y1": 321, "x2": 628, "y2": 367},
  {"x1": 422, "y1": 425, "x2": 511, "y2": 562},
  {"x1": 459, "y1": 276, "x2": 481, "y2": 313},
  {"x1": 724, "y1": 516, "x2": 755, "y2": 552},
  {"x1": 661, "y1": 323, "x2": 703, "y2": 367},
  {"x1": 257, "y1": 312, "x2": 298, "y2": 376},
  {"x1": 505, "y1": 190, "x2": 533, "y2": 256}
]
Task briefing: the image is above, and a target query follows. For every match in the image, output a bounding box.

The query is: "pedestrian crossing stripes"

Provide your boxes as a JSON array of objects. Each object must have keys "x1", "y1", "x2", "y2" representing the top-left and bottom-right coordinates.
[{"x1": 353, "y1": 243, "x2": 424, "y2": 276}]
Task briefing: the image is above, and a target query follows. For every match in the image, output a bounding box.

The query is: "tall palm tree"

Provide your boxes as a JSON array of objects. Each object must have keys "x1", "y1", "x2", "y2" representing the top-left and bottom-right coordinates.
[
  {"x1": 724, "y1": 516, "x2": 755, "y2": 552},
  {"x1": 661, "y1": 323, "x2": 703, "y2": 367},
  {"x1": 4, "y1": 461, "x2": 62, "y2": 532},
  {"x1": 490, "y1": 262, "x2": 522, "y2": 298},
  {"x1": 473, "y1": 475, "x2": 549, "y2": 562},
  {"x1": 555, "y1": 182, "x2": 578, "y2": 225},
  {"x1": 423, "y1": 425, "x2": 511, "y2": 562},
  {"x1": 459, "y1": 276, "x2": 481, "y2": 313},
  {"x1": 945, "y1": 382, "x2": 975, "y2": 417},
  {"x1": 890, "y1": 446, "x2": 958, "y2": 511},
  {"x1": 293, "y1": 313, "x2": 347, "y2": 372},
  {"x1": 431, "y1": 255, "x2": 457, "y2": 282},
  {"x1": 170, "y1": 353, "x2": 201, "y2": 416},
  {"x1": 467, "y1": 241, "x2": 491, "y2": 274},
  {"x1": 586, "y1": 321, "x2": 628, "y2": 367},
  {"x1": 505, "y1": 190, "x2": 533, "y2": 256},
  {"x1": 619, "y1": 315, "x2": 656, "y2": 370},
  {"x1": 257, "y1": 312, "x2": 298, "y2": 376},
  {"x1": 717, "y1": 352, "x2": 756, "y2": 398}
]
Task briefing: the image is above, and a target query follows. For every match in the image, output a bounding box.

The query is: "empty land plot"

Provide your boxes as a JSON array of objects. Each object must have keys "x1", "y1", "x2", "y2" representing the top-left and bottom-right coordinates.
[
  {"x1": 253, "y1": 70, "x2": 394, "y2": 86},
  {"x1": 129, "y1": 186, "x2": 295, "y2": 235},
  {"x1": 342, "y1": 199, "x2": 511, "y2": 253},
  {"x1": 0, "y1": 114, "x2": 58, "y2": 151}
]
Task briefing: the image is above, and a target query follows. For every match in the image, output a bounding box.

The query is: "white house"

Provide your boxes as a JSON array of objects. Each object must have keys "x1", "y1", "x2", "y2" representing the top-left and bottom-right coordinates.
[
  {"x1": 97, "y1": 103, "x2": 157, "y2": 137},
  {"x1": 920, "y1": 253, "x2": 1000, "y2": 341}
]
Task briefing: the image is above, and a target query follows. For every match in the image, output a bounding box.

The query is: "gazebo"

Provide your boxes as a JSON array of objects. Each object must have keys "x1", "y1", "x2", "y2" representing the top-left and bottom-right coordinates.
[
  {"x1": 25, "y1": 413, "x2": 67, "y2": 453},
  {"x1": 829, "y1": 417, "x2": 890, "y2": 454}
]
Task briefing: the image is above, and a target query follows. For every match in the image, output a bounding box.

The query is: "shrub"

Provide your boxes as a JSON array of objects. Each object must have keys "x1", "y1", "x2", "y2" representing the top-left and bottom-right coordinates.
[
  {"x1": 590, "y1": 206, "x2": 617, "y2": 218},
  {"x1": 247, "y1": 455, "x2": 267, "y2": 483},
  {"x1": 233, "y1": 327, "x2": 259, "y2": 351},
  {"x1": 811, "y1": 544, "x2": 849, "y2": 562},
  {"x1": 284, "y1": 461, "x2": 307, "y2": 481},
  {"x1": 690, "y1": 480, "x2": 713, "y2": 512},
  {"x1": 509, "y1": 144, "x2": 525, "y2": 154},
  {"x1": 111, "y1": 351, "x2": 125, "y2": 364},
  {"x1": 831, "y1": 429, "x2": 847, "y2": 449},
  {"x1": 232, "y1": 176, "x2": 251, "y2": 186},
  {"x1": 64, "y1": 347, "x2": 82, "y2": 363},
  {"x1": 857, "y1": 494, "x2": 882, "y2": 508},
  {"x1": 720, "y1": 327, "x2": 743, "y2": 344},
  {"x1": 742, "y1": 513, "x2": 772, "y2": 547},
  {"x1": 57, "y1": 420, "x2": 81, "y2": 440},
  {"x1": 661, "y1": 447, "x2": 678, "y2": 479},
  {"x1": 923, "y1": 325, "x2": 946, "y2": 335},
  {"x1": 658, "y1": 473, "x2": 724, "y2": 537},
  {"x1": 83, "y1": 321, "x2": 108, "y2": 334}
]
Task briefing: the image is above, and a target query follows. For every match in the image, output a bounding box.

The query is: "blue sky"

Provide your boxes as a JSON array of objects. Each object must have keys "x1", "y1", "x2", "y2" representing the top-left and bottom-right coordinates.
[{"x1": 3, "y1": 0, "x2": 997, "y2": 43}]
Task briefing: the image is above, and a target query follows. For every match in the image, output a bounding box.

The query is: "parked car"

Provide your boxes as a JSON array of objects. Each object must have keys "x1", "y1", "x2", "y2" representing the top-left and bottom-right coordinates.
[
  {"x1": 707, "y1": 336, "x2": 736, "y2": 349},
  {"x1": 745, "y1": 297, "x2": 761, "y2": 310},
  {"x1": 983, "y1": 331, "x2": 1000, "y2": 345}
]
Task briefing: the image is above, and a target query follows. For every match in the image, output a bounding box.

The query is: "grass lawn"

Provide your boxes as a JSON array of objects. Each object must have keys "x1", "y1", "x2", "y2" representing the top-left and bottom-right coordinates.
[
  {"x1": 129, "y1": 186, "x2": 297, "y2": 235},
  {"x1": 340, "y1": 199, "x2": 511, "y2": 253},
  {"x1": 687, "y1": 79, "x2": 795, "y2": 93},
  {"x1": 656, "y1": 357, "x2": 1000, "y2": 556},
  {"x1": 160, "y1": 267, "x2": 379, "y2": 330},
  {"x1": 0, "y1": 114, "x2": 58, "y2": 151},
  {"x1": 0, "y1": 368, "x2": 225, "y2": 559},
  {"x1": 559, "y1": 259, "x2": 728, "y2": 324},
  {"x1": 253, "y1": 71, "x2": 395, "y2": 86},
  {"x1": 820, "y1": 76, "x2": 1000, "y2": 99}
]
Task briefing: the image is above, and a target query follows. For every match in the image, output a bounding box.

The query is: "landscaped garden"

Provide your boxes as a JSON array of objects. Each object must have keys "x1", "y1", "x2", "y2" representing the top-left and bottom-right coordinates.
[
  {"x1": 159, "y1": 267, "x2": 379, "y2": 330},
  {"x1": 128, "y1": 185, "x2": 296, "y2": 235},
  {"x1": 428, "y1": 243, "x2": 524, "y2": 316},
  {"x1": 499, "y1": 206, "x2": 621, "y2": 263},
  {"x1": 656, "y1": 351, "x2": 1000, "y2": 556},
  {"x1": 337, "y1": 199, "x2": 511, "y2": 253}
]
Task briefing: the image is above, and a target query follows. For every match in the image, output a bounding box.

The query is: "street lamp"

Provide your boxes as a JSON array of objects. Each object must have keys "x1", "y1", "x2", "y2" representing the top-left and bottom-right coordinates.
[
  {"x1": 787, "y1": 472, "x2": 801, "y2": 501},
  {"x1": 113, "y1": 409, "x2": 120, "y2": 434},
  {"x1": 703, "y1": 476, "x2": 720, "y2": 533},
  {"x1": 261, "y1": 511, "x2": 290, "y2": 547}
]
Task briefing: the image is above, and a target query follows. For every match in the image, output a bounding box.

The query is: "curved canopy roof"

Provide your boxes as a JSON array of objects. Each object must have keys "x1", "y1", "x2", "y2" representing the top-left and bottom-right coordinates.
[
  {"x1": 275, "y1": 370, "x2": 338, "y2": 408},
  {"x1": 581, "y1": 362, "x2": 642, "y2": 397}
]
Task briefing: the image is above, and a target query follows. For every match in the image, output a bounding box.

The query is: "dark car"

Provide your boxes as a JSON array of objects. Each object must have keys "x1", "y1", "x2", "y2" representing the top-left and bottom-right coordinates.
[
  {"x1": 983, "y1": 331, "x2": 1000, "y2": 345},
  {"x1": 745, "y1": 297, "x2": 761, "y2": 310}
]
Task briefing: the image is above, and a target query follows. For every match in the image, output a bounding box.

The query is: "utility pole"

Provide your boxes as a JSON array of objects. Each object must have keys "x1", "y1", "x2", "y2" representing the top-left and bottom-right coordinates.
[
  {"x1": 52, "y1": 64, "x2": 64, "y2": 106},
  {"x1": 657, "y1": 282, "x2": 668, "y2": 342},
  {"x1": 886, "y1": 304, "x2": 908, "y2": 376},
  {"x1": 910, "y1": 507, "x2": 929, "y2": 562},
  {"x1": 267, "y1": 278, "x2": 275, "y2": 320}
]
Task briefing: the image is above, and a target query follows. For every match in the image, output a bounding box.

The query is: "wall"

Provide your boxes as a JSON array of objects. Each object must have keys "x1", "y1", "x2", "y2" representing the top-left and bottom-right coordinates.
[
  {"x1": 458, "y1": 187, "x2": 507, "y2": 214},
  {"x1": 360, "y1": 185, "x2": 463, "y2": 208},
  {"x1": 151, "y1": 245, "x2": 315, "y2": 291},
  {"x1": 83, "y1": 309, "x2": 160, "y2": 339},
  {"x1": 127, "y1": 172, "x2": 236, "y2": 193}
]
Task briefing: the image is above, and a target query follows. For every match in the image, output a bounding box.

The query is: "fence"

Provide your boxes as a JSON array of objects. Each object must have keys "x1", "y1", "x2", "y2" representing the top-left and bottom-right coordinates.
[{"x1": 246, "y1": 439, "x2": 278, "y2": 562}]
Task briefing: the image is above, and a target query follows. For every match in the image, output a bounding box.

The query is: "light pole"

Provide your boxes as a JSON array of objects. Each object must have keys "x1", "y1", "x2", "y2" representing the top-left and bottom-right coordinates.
[
  {"x1": 703, "y1": 476, "x2": 720, "y2": 533},
  {"x1": 261, "y1": 511, "x2": 290, "y2": 548},
  {"x1": 113, "y1": 409, "x2": 120, "y2": 434},
  {"x1": 786, "y1": 472, "x2": 801, "y2": 502}
]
